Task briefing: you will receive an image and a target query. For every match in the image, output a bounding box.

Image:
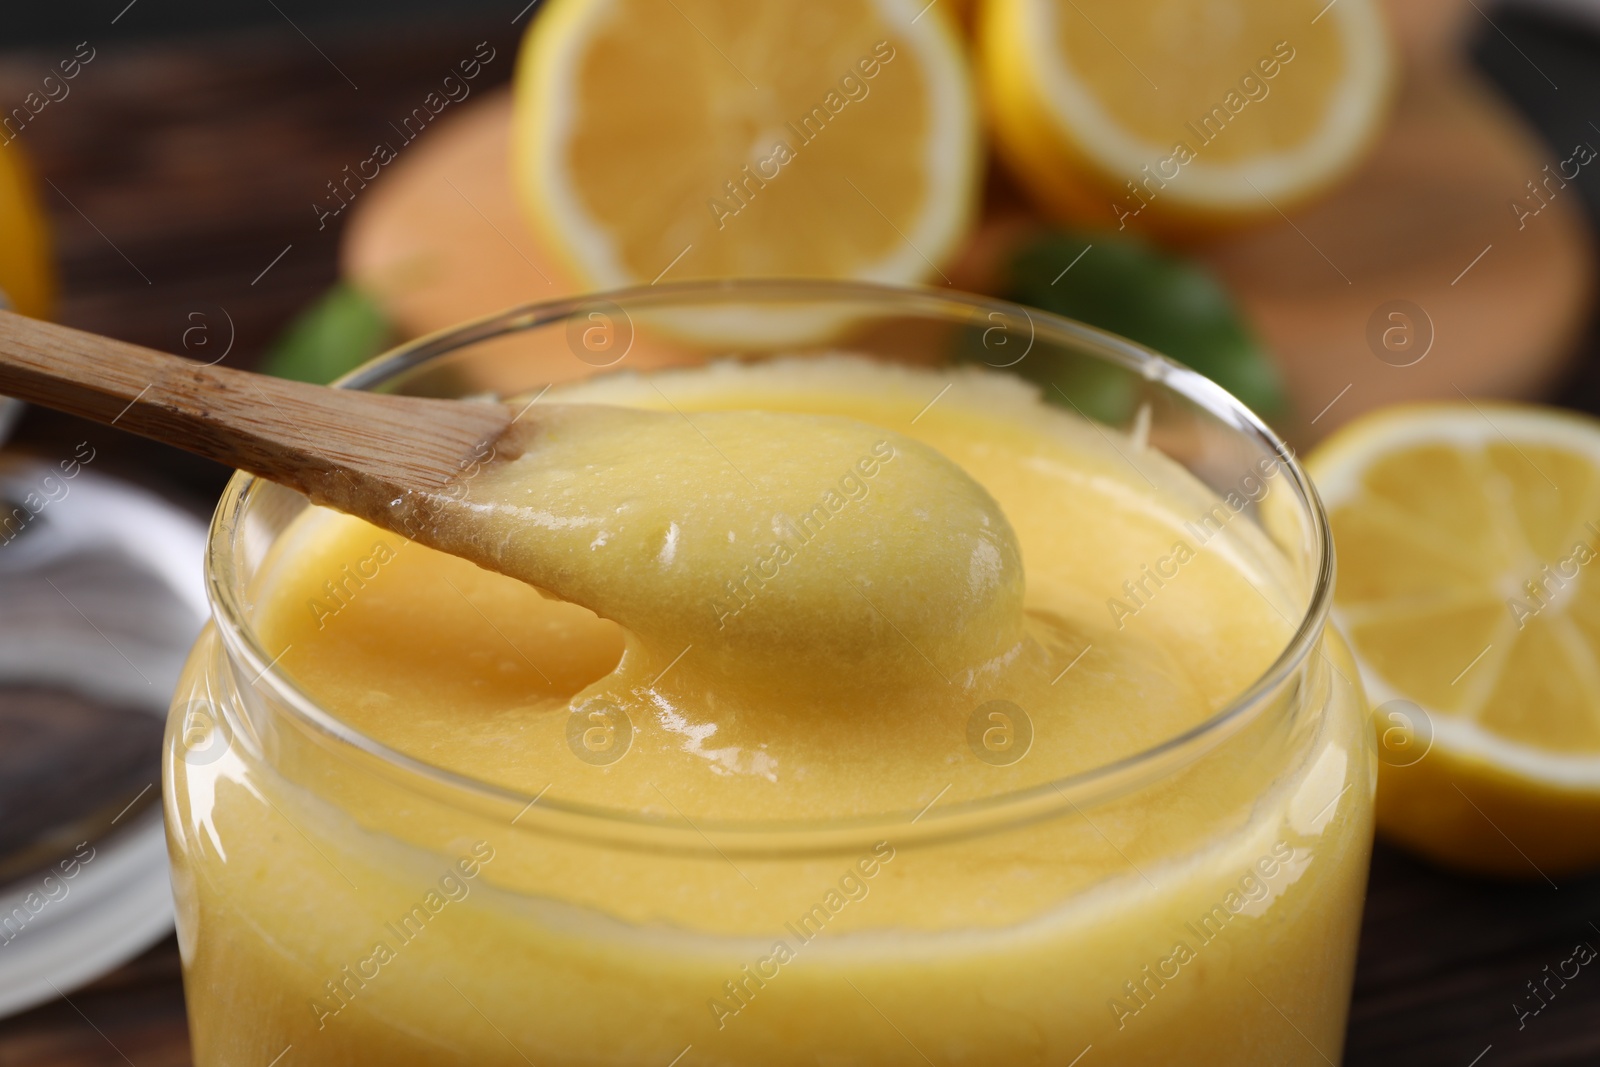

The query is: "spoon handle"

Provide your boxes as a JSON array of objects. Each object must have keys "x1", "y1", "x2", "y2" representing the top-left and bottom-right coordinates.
[{"x1": 0, "y1": 310, "x2": 508, "y2": 503}]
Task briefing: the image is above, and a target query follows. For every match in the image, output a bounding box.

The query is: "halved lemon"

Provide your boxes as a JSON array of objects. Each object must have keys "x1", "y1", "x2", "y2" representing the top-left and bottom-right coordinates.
[
  {"x1": 980, "y1": 0, "x2": 1395, "y2": 233},
  {"x1": 512, "y1": 0, "x2": 979, "y2": 294},
  {"x1": 1309, "y1": 403, "x2": 1600, "y2": 878}
]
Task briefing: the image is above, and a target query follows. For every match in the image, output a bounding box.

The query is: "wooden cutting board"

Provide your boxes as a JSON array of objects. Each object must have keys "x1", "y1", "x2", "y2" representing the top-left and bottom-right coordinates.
[
  {"x1": 342, "y1": 0, "x2": 1594, "y2": 438},
  {"x1": 1196, "y1": 51, "x2": 1594, "y2": 441},
  {"x1": 340, "y1": 90, "x2": 573, "y2": 341}
]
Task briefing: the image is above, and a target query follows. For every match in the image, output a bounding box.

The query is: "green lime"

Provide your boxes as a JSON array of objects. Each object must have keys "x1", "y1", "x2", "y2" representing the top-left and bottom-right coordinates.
[
  {"x1": 262, "y1": 283, "x2": 394, "y2": 385},
  {"x1": 984, "y1": 231, "x2": 1284, "y2": 422}
]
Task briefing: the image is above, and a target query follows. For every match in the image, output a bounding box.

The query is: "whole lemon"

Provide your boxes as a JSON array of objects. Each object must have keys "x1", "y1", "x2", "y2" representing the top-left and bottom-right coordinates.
[{"x1": 0, "y1": 142, "x2": 56, "y2": 320}]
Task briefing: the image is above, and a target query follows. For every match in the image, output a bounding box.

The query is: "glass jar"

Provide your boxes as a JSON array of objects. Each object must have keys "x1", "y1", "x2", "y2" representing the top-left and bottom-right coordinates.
[{"x1": 165, "y1": 280, "x2": 1372, "y2": 1066}]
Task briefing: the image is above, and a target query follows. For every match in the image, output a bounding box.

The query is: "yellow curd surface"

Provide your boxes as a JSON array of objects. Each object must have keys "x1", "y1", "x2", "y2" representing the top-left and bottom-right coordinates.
[{"x1": 166, "y1": 357, "x2": 1372, "y2": 1065}]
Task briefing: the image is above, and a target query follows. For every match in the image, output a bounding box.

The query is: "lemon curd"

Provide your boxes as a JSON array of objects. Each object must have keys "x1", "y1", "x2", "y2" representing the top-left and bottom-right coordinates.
[{"x1": 166, "y1": 357, "x2": 1372, "y2": 1065}]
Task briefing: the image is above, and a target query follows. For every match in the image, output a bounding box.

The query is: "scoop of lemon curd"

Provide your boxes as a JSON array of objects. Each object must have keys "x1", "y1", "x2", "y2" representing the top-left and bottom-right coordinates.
[
  {"x1": 255, "y1": 357, "x2": 1297, "y2": 820},
  {"x1": 456, "y1": 405, "x2": 1030, "y2": 707}
]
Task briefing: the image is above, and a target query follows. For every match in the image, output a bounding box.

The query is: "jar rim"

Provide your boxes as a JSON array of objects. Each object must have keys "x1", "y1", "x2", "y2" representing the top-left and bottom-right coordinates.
[{"x1": 205, "y1": 278, "x2": 1335, "y2": 846}]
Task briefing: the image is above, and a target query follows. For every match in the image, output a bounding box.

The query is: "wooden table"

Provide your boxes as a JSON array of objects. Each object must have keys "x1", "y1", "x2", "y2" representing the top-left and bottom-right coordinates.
[{"x1": 0, "y1": 11, "x2": 1598, "y2": 1066}]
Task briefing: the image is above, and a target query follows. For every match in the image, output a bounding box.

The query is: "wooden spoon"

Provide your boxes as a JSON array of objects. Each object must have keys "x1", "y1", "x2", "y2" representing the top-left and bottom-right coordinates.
[
  {"x1": 0, "y1": 309, "x2": 1025, "y2": 698},
  {"x1": 0, "y1": 309, "x2": 511, "y2": 535}
]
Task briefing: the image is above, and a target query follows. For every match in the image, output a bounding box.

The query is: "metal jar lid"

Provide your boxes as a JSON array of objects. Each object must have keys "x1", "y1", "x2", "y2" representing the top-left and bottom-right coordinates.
[{"x1": 0, "y1": 451, "x2": 207, "y2": 1018}]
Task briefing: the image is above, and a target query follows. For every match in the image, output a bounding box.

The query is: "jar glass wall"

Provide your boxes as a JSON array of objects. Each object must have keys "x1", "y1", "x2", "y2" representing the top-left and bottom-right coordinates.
[{"x1": 165, "y1": 281, "x2": 1372, "y2": 1066}]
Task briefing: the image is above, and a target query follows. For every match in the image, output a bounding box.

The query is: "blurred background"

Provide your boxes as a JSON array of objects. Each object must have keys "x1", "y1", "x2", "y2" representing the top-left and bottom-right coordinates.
[{"x1": 1, "y1": 0, "x2": 1598, "y2": 1063}]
